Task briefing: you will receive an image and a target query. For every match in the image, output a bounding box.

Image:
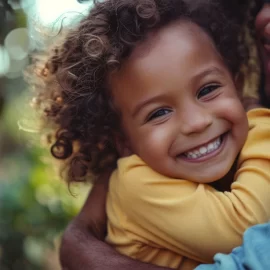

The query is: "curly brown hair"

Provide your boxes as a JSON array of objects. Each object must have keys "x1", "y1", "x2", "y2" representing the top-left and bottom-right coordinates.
[{"x1": 27, "y1": 0, "x2": 260, "y2": 184}]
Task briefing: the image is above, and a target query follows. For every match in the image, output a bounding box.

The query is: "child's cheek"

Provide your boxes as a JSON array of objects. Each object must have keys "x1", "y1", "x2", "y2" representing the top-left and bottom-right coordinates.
[
  {"x1": 135, "y1": 125, "x2": 173, "y2": 159},
  {"x1": 211, "y1": 95, "x2": 245, "y2": 122}
]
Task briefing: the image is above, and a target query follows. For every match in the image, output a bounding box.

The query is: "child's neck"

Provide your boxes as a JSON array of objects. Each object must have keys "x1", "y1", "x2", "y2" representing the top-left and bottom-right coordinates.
[{"x1": 210, "y1": 158, "x2": 238, "y2": 192}]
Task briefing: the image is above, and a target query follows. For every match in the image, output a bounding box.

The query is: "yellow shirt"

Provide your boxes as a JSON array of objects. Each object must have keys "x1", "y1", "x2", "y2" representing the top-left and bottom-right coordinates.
[{"x1": 106, "y1": 108, "x2": 270, "y2": 270}]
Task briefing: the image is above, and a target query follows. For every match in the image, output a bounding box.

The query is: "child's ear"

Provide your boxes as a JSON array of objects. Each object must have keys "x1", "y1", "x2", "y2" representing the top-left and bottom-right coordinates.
[{"x1": 114, "y1": 133, "x2": 133, "y2": 157}]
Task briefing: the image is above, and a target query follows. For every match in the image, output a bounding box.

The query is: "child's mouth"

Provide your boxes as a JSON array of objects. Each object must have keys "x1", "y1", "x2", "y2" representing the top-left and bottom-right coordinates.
[{"x1": 181, "y1": 134, "x2": 226, "y2": 161}]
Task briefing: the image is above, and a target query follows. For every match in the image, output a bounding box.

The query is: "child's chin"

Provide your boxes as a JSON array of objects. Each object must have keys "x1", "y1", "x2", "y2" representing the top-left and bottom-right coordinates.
[{"x1": 190, "y1": 169, "x2": 229, "y2": 185}]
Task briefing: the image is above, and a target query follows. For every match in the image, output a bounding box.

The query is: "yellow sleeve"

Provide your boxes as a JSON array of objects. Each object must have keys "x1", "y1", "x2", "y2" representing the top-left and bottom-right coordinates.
[{"x1": 116, "y1": 109, "x2": 270, "y2": 263}]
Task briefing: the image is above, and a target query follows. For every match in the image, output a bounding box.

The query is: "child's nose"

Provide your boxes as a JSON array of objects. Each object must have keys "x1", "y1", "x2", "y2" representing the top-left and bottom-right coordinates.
[{"x1": 178, "y1": 106, "x2": 213, "y2": 135}]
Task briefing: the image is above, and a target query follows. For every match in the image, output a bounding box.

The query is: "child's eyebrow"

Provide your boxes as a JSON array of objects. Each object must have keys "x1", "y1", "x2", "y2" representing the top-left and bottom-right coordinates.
[
  {"x1": 132, "y1": 93, "x2": 166, "y2": 118},
  {"x1": 191, "y1": 66, "x2": 224, "y2": 82}
]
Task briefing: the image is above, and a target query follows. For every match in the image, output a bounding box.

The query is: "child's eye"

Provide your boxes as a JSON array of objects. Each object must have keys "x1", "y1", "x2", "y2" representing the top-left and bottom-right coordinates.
[
  {"x1": 197, "y1": 85, "x2": 220, "y2": 99},
  {"x1": 147, "y1": 108, "x2": 172, "y2": 122}
]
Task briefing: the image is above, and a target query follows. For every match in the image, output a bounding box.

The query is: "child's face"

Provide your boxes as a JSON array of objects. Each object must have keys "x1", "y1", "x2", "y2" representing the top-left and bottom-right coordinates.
[{"x1": 110, "y1": 20, "x2": 249, "y2": 183}]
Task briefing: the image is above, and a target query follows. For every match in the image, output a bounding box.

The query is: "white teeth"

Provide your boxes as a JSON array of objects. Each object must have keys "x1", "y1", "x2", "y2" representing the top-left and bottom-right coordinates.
[
  {"x1": 208, "y1": 143, "x2": 215, "y2": 151},
  {"x1": 199, "y1": 147, "x2": 207, "y2": 154},
  {"x1": 184, "y1": 137, "x2": 222, "y2": 159}
]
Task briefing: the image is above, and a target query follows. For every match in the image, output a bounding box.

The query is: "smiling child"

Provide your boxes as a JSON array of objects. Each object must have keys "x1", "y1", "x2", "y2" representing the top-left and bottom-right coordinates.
[{"x1": 28, "y1": 0, "x2": 270, "y2": 269}]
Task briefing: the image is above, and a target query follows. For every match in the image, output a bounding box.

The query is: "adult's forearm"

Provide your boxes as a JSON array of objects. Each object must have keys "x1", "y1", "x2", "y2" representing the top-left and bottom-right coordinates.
[
  {"x1": 60, "y1": 175, "x2": 172, "y2": 270},
  {"x1": 60, "y1": 219, "x2": 172, "y2": 270}
]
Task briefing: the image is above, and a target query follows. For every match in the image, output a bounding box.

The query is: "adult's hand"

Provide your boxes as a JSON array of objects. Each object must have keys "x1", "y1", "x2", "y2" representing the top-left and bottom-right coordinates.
[
  {"x1": 256, "y1": 3, "x2": 270, "y2": 105},
  {"x1": 59, "y1": 170, "x2": 172, "y2": 270}
]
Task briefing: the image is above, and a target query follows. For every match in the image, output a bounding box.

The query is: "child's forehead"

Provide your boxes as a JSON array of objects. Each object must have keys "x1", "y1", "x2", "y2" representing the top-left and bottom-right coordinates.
[
  {"x1": 109, "y1": 19, "x2": 228, "y2": 99},
  {"x1": 116, "y1": 19, "x2": 220, "y2": 77},
  {"x1": 127, "y1": 19, "x2": 216, "y2": 62}
]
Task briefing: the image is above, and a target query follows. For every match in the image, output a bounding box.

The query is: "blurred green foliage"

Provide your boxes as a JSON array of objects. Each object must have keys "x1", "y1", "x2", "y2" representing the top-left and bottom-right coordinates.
[
  {"x1": 0, "y1": 89, "x2": 89, "y2": 269},
  {"x1": 0, "y1": 2, "x2": 90, "y2": 269}
]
